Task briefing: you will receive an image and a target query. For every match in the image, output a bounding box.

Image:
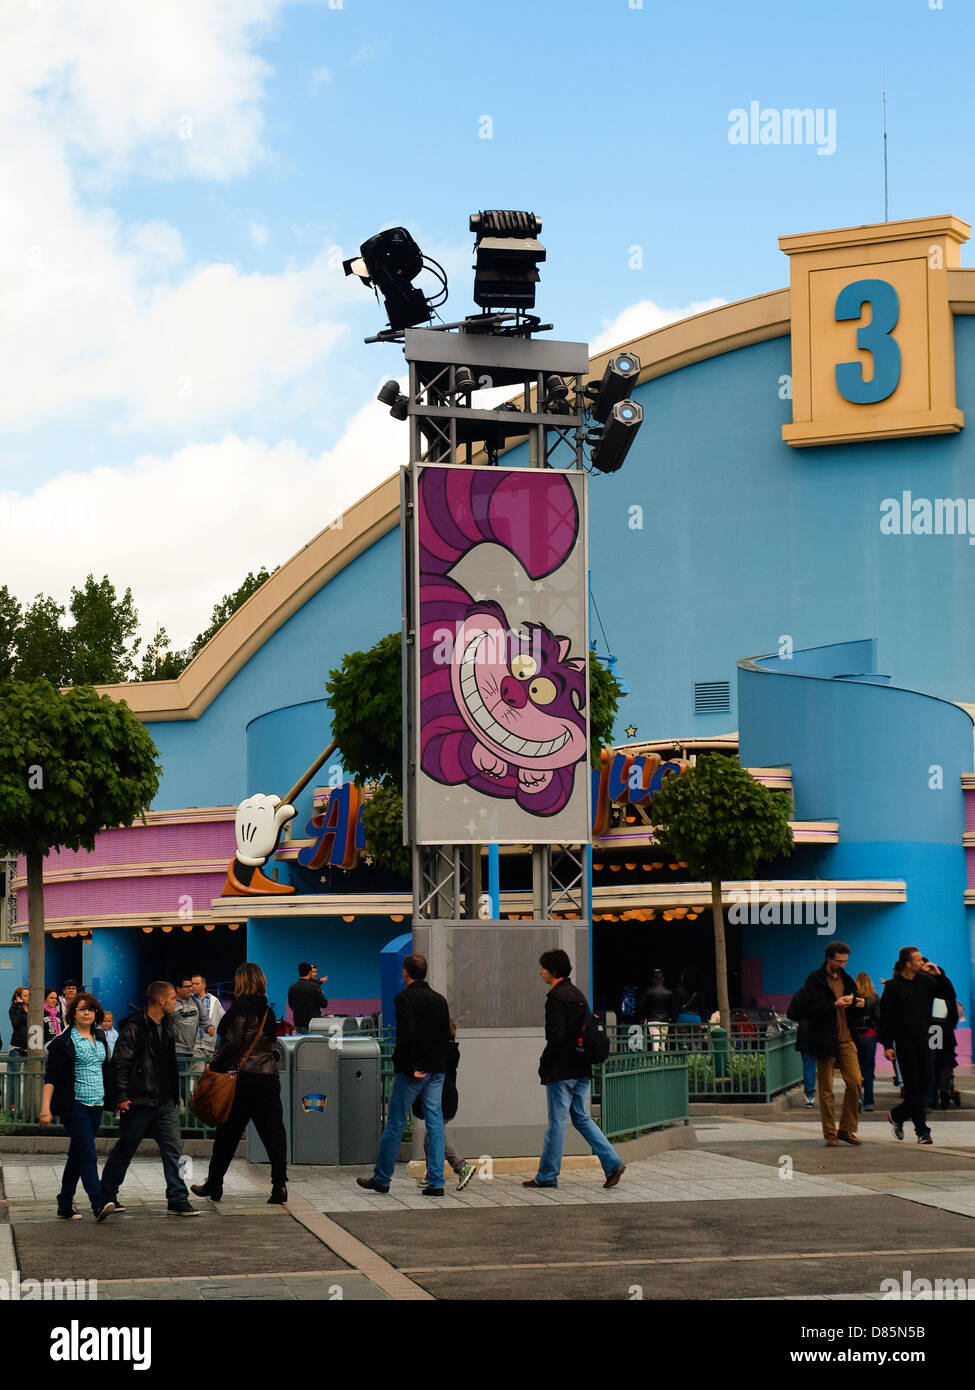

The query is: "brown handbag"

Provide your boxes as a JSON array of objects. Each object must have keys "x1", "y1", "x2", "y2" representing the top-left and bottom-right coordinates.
[{"x1": 189, "y1": 1010, "x2": 268, "y2": 1126}]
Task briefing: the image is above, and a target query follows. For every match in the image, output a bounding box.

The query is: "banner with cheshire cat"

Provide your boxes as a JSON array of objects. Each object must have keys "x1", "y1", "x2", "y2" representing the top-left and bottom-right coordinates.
[{"x1": 410, "y1": 464, "x2": 591, "y2": 845}]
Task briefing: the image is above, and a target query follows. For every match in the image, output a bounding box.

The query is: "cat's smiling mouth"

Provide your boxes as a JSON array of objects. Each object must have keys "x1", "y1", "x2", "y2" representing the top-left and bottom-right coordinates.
[{"x1": 459, "y1": 633, "x2": 570, "y2": 758}]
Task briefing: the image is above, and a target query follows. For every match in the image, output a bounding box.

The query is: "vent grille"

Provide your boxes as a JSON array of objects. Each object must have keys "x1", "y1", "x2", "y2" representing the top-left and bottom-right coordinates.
[{"x1": 694, "y1": 681, "x2": 731, "y2": 715}]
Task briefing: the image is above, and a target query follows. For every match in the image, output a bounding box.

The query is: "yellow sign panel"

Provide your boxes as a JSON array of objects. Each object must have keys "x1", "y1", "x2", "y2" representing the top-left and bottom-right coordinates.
[{"x1": 781, "y1": 215, "x2": 969, "y2": 447}]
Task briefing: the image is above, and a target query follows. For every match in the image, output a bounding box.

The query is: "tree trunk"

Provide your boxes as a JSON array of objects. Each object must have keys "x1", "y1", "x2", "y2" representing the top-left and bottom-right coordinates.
[
  {"x1": 711, "y1": 874, "x2": 731, "y2": 1036},
  {"x1": 26, "y1": 848, "x2": 46, "y2": 1111}
]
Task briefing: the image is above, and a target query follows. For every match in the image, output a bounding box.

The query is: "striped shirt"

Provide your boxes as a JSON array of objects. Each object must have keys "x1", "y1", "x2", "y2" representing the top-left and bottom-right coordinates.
[{"x1": 71, "y1": 1029, "x2": 106, "y2": 1106}]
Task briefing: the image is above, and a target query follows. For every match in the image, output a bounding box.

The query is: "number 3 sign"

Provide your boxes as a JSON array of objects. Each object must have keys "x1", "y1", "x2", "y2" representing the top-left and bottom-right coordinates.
[{"x1": 780, "y1": 214, "x2": 967, "y2": 447}]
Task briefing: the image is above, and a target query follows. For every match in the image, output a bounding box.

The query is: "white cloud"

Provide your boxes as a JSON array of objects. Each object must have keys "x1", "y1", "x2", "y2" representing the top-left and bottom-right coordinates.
[
  {"x1": 250, "y1": 221, "x2": 270, "y2": 246},
  {"x1": 589, "y1": 296, "x2": 727, "y2": 356},
  {"x1": 0, "y1": 398, "x2": 409, "y2": 650}
]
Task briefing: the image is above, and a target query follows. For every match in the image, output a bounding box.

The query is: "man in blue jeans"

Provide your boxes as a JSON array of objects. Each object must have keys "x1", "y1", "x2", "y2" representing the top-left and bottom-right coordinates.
[
  {"x1": 100, "y1": 981, "x2": 198, "y2": 1216},
  {"x1": 524, "y1": 949, "x2": 625, "y2": 1190},
  {"x1": 358, "y1": 954, "x2": 451, "y2": 1197}
]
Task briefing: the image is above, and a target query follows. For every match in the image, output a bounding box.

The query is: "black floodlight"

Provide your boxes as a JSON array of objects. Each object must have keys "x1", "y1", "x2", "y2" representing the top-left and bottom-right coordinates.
[
  {"x1": 470, "y1": 210, "x2": 545, "y2": 310},
  {"x1": 376, "y1": 380, "x2": 401, "y2": 407},
  {"x1": 453, "y1": 365, "x2": 476, "y2": 394},
  {"x1": 591, "y1": 400, "x2": 643, "y2": 474},
  {"x1": 389, "y1": 394, "x2": 410, "y2": 421},
  {"x1": 344, "y1": 227, "x2": 447, "y2": 331},
  {"x1": 543, "y1": 374, "x2": 571, "y2": 412},
  {"x1": 587, "y1": 351, "x2": 642, "y2": 424}
]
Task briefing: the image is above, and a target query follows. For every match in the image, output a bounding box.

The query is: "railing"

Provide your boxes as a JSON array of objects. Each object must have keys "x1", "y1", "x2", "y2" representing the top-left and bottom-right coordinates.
[
  {"x1": 594, "y1": 1053, "x2": 688, "y2": 1140},
  {"x1": 603, "y1": 1021, "x2": 802, "y2": 1102},
  {"x1": 0, "y1": 1055, "x2": 216, "y2": 1137}
]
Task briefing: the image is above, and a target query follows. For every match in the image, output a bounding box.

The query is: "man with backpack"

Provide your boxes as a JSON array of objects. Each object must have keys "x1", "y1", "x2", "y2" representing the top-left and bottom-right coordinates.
[{"x1": 523, "y1": 949, "x2": 624, "y2": 1191}]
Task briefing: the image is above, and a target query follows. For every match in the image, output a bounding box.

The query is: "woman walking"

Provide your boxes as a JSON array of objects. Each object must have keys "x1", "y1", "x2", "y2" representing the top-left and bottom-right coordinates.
[
  {"x1": 853, "y1": 972, "x2": 881, "y2": 1111},
  {"x1": 191, "y1": 962, "x2": 288, "y2": 1205},
  {"x1": 39, "y1": 993, "x2": 115, "y2": 1221}
]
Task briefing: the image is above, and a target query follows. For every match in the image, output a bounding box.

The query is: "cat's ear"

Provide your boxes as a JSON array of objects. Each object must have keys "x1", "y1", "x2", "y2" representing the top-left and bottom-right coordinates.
[
  {"x1": 567, "y1": 658, "x2": 587, "y2": 673},
  {"x1": 557, "y1": 637, "x2": 571, "y2": 662}
]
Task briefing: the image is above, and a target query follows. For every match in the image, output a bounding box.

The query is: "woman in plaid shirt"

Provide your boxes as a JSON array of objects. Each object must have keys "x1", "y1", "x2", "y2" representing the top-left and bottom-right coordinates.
[{"x1": 40, "y1": 992, "x2": 116, "y2": 1223}]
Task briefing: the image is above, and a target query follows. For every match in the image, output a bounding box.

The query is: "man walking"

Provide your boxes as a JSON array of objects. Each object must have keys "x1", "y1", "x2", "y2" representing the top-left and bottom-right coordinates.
[
  {"x1": 100, "y1": 981, "x2": 199, "y2": 1216},
  {"x1": 190, "y1": 974, "x2": 225, "y2": 1060},
  {"x1": 524, "y1": 950, "x2": 624, "y2": 1190},
  {"x1": 357, "y1": 954, "x2": 450, "y2": 1197},
  {"x1": 880, "y1": 946, "x2": 956, "y2": 1145},
  {"x1": 287, "y1": 962, "x2": 328, "y2": 1033},
  {"x1": 787, "y1": 942, "x2": 864, "y2": 1147}
]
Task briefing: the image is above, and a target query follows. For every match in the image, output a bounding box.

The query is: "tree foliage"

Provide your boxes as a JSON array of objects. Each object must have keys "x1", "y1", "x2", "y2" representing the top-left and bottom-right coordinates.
[
  {"x1": 0, "y1": 681, "x2": 162, "y2": 856},
  {"x1": 646, "y1": 753, "x2": 794, "y2": 882}
]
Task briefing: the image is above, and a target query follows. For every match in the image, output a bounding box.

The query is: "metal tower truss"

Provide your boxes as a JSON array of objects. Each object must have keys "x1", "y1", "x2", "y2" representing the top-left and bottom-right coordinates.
[{"x1": 402, "y1": 322, "x2": 594, "y2": 1014}]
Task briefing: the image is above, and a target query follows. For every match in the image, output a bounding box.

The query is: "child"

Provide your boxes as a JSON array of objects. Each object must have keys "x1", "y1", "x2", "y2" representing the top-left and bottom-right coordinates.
[{"x1": 413, "y1": 1018, "x2": 474, "y2": 1191}]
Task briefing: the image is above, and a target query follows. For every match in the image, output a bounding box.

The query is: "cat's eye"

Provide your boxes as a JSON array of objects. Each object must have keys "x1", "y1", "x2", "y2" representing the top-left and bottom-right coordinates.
[
  {"x1": 529, "y1": 677, "x2": 557, "y2": 705},
  {"x1": 511, "y1": 654, "x2": 537, "y2": 681}
]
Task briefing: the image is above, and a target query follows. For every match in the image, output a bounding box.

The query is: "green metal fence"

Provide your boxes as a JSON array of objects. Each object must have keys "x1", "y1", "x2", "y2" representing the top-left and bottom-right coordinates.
[
  {"x1": 593, "y1": 1053, "x2": 689, "y2": 1140},
  {"x1": 603, "y1": 1022, "x2": 802, "y2": 1102},
  {"x1": 0, "y1": 1055, "x2": 216, "y2": 1137}
]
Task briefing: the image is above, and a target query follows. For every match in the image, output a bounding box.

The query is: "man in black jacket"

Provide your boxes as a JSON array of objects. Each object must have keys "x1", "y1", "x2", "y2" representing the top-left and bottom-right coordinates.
[
  {"x1": 524, "y1": 949, "x2": 625, "y2": 1190},
  {"x1": 287, "y1": 962, "x2": 328, "y2": 1032},
  {"x1": 358, "y1": 954, "x2": 452, "y2": 1197},
  {"x1": 99, "y1": 981, "x2": 198, "y2": 1216},
  {"x1": 788, "y1": 942, "x2": 864, "y2": 1147},
  {"x1": 880, "y1": 946, "x2": 956, "y2": 1144}
]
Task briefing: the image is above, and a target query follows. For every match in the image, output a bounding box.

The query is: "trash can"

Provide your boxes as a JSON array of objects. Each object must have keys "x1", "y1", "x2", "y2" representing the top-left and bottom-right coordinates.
[
  {"x1": 246, "y1": 1035, "x2": 300, "y2": 1165},
  {"x1": 290, "y1": 1035, "x2": 381, "y2": 1165}
]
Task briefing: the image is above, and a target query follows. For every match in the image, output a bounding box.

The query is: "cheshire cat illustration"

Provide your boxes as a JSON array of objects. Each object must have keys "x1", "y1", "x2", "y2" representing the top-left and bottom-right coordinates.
[{"x1": 418, "y1": 468, "x2": 588, "y2": 816}]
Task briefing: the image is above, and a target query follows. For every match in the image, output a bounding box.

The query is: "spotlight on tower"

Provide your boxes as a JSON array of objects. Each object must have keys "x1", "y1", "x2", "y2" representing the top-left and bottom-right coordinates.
[
  {"x1": 587, "y1": 351, "x2": 641, "y2": 424},
  {"x1": 591, "y1": 400, "x2": 643, "y2": 474},
  {"x1": 344, "y1": 227, "x2": 448, "y2": 331},
  {"x1": 543, "y1": 374, "x2": 571, "y2": 412},
  {"x1": 376, "y1": 380, "x2": 401, "y2": 407},
  {"x1": 470, "y1": 210, "x2": 545, "y2": 310}
]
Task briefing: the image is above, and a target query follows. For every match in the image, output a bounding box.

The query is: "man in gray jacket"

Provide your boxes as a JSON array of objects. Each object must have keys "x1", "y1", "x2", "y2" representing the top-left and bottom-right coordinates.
[{"x1": 173, "y1": 977, "x2": 205, "y2": 1061}]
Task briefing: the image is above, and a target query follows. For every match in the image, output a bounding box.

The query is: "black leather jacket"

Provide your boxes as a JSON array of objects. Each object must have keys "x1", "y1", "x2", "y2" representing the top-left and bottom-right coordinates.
[
  {"x1": 210, "y1": 994, "x2": 279, "y2": 1077},
  {"x1": 112, "y1": 1009, "x2": 181, "y2": 1108},
  {"x1": 539, "y1": 979, "x2": 591, "y2": 1083}
]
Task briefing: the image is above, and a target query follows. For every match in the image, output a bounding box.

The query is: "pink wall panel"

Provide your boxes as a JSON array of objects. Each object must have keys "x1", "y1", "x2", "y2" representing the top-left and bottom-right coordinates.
[{"x1": 39, "y1": 873, "x2": 228, "y2": 918}]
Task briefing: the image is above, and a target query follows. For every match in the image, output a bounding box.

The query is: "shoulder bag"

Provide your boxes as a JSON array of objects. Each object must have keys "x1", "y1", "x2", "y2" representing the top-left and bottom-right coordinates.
[{"x1": 189, "y1": 1010, "x2": 268, "y2": 1126}]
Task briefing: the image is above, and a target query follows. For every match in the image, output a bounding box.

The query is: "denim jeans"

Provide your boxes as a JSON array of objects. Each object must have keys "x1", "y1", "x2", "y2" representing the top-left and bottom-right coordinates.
[
  {"x1": 100, "y1": 1098, "x2": 188, "y2": 1207},
  {"x1": 536, "y1": 1079, "x2": 622, "y2": 1186},
  {"x1": 59, "y1": 1102, "x2": 104, "y2": 1213},
  {"x1": 802, "y1": 1051, "x2": 817, "y2": 1100},
  {"x1": 373, "y1": 1072, "x2": 445, "y2": 1188}
]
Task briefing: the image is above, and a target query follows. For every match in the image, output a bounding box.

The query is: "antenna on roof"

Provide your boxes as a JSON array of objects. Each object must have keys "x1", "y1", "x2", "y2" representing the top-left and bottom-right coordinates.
[{"x1": 883, "y1": 80, "x2": 889, "y2": 222}]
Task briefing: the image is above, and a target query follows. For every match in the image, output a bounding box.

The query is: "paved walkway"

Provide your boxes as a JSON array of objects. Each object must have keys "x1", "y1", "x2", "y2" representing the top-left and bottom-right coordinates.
[{"x1": 4, "y1": 1110, "x2": 975, "y2": 1300}]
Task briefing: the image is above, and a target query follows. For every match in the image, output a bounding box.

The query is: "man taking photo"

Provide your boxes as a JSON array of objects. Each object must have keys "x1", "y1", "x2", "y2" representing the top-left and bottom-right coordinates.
[{"x1": 880, "y1": 945, "x2": 956, "y2": 1145}]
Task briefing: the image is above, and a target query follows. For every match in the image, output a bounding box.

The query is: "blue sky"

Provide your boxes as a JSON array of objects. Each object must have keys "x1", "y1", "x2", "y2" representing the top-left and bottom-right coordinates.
[{"x1": 1, "y1": 0, "x2": 972, "y2": 648}]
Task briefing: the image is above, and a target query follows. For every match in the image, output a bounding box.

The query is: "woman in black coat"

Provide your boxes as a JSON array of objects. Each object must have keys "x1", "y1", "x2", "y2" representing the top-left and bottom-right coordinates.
[
  {"x1": 191, "y1": 962, "x2": 288, "y2": 1205},
  {"x1": 8, "y1": 987, "x2": 28, "y2": 1054},
  {"x1": 39, "y1": 992, "x2": 115, "y2": 1221}
]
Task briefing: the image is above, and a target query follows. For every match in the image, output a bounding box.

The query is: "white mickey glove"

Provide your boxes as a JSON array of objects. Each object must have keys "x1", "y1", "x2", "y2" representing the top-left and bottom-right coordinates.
[{"x1": 235, "y1": 794, "x2": 297, "y2": 866}]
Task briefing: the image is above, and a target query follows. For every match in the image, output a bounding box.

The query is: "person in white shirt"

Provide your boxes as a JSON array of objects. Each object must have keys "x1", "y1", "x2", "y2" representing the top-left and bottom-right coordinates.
[{"x1": 191, "y1": 974, "x2": 225, "y2": 1058}]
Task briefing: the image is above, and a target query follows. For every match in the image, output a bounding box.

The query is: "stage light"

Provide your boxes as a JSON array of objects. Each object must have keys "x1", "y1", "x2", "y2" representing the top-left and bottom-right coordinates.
[
  {"x1": 542, "y1": 374, "x2": 571, "y2": 412},
  {"x1": 376, "y1": 380, "x2": 401, "y2": 407},
  {"x1": 389, "y1": 394, "x2": 409, "y2": 421},
  {"x1": 591, "y1": 400, "x2": 643, "y2": 474},
  {"x1": 470, "y1": 209, "x2": 545, "y2": 310},
  {"x1": 588, "y1": 352, "x2": 641, "y2": 424},
  {"x1": 454, "y1": 365, "x2": 476, "y2": 394},
  {"x1": 344, "y1": 226, "x2": 447, "y2": 331}
]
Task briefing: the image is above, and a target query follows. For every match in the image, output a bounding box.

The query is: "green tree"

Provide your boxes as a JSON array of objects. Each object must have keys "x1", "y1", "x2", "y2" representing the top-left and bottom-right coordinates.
[
  {"x1": 0, "y1": 681, "x2": 160, "y2": 1079},
  {"x1": 0, "y1": 586, "x2": 21, "y2": 680},
  {"x1": 137, "y1": 626, "x2": 188, "y2": 681},
  {"x1": 646, "y1": 752, "x2": 794, "y2": 1033},
  {"x1": 66, "y1": 575, "x2": 141, "y2": 685},
  {"x1": 326, "y1": 633, "x2": 622, "y2": 872},
  {"x1": 14, "y1": 595, "x2": 72, "y2": 686}
]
